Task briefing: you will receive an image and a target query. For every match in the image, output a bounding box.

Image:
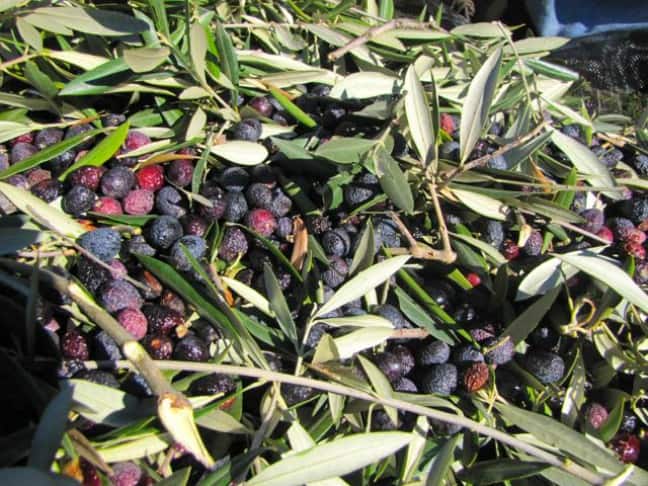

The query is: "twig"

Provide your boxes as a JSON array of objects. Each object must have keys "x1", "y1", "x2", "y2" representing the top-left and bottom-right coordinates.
[
  {"x1": 68, "y1": 241, "x2": 151, "y2": 293},
  {"x1": 18, "y1": 249, "x2": 75, "y2": 259},
  {"x1": 428, "y1": 182, "x2": 456, "y2": 263},
  {"x1": 328, "y1": 19, "x2": 437, "y2": 61},
  {"x1": 440, "y1": 122, "x2": 548, "y2": 184},
  {"x1": 88, "y1": 359, "x2": 606, "y2": 485},
  {"x1": 390, "y1": 209, "x2": 456, "y2": 264},
  {"x1": 390, "y1": 328, "x2": 428, "y2": 340},
  {"x1": 0, "y1": 52, "x2": 39, "y2": 72}
]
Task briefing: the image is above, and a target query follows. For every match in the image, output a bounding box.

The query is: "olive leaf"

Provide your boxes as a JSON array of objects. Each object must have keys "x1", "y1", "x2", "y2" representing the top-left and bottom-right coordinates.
[
  {"x1": 210, "y1": 141, "x2": 268, "y2": 165},
  {"x1": 0, "y1": 182, "x2": 85, "y2": 237},
  {"x1": 459, "y1": 48, "x2": 503, "y2": 163},
  {"x1": 246, "y1": 432, "x2": 410, "y2": 486},
  {"x1": 404, "y1": 64, "x2": 434, "y2": 162},
  {"x1": 374, "y1": 147, "x2": 414, "y2": 214},
  {"x1": 554, "y1": 252, "x2": 648, "y2": 313},
  {"x1": 315, "y1": 255, "x2": 410, "y2": 318}
]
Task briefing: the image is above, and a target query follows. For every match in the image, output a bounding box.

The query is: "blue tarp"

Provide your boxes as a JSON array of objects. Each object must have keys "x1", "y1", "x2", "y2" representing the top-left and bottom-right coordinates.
[{"x1": 525, "y1": 0, "x2": 648, "y2": 37}]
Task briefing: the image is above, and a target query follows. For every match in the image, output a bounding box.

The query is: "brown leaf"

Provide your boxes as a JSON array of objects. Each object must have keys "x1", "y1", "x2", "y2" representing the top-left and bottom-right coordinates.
[
  {"x1": 224, "y1": 287, "x2": 235, "y2": 306},
  {"x1": 531, "y1": 161, "x2": 554, "y2": 193},
  {"x1": 290, "y1": 216, "x2": 308, "y2": 270},
  {"x1": 62, "y1": 458, "x2": 83, "y2": 483}
]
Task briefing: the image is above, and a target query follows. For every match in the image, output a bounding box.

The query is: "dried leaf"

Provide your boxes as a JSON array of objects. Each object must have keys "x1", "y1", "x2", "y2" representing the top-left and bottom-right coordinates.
[{"x1": 290, "y1": 216, "x2": 308, "y2": 270}]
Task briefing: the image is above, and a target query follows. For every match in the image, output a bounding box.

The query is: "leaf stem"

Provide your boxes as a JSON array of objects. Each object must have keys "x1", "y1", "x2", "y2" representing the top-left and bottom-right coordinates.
[
  {"x1": 328, "y1": 19, "x2": 437, "y2": 61},
  {"x1": 440, "y1": 122, "x2": 548, "y2": 184}
]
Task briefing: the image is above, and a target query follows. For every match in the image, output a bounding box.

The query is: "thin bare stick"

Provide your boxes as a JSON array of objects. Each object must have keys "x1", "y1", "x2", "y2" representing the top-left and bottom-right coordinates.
[
  {"x1": 390, "y1": 209, "x2": 456, "y2": 264},
  {"x1": 69, "y1": 241, "x2": 151, "y2": 293},
  {"x1": 328, "y1": 19, "x2": 437, "y2": 61},
  {"x1": 88, "y1": 359, "x2": 605, "y2": 485},
  {"x1": 440, "y1": 122, "x2": 548, "y2": 184},
  {"x1": 390, "y1": 328, "x2": 428, "y2": 339},
  {"x1": 18, "y1": 249, "x2": 76, "y2": 259}
]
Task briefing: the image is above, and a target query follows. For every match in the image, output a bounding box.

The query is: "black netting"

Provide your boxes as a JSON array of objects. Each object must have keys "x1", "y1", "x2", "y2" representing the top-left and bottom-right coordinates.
[{"x1": 547, "y1": 29, "x2": 648, "y2": 92}]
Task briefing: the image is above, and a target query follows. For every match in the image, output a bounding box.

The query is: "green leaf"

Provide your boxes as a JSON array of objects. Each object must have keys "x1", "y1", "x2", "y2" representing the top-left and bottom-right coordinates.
[
  {"x1": 268, "y1": 86, "x2": 317, "y2": 128},
  {"x1": 317, "y1": 314, "x2": 392, "y2": 329},
  {"x1": 263, "y1": 263, "x2": 298, "y2": 346},
  {"x1": 404, "y1": 65, "x2": 434, "y2": 161},
  {"x1": 348, "y1": 220, "x2": 375, "y2": 275},
  {"x1": 0, "y1": 121, "x2": 36, "y2": 145},
  {"x1": 452, "y1": 22, "x2": 506, "y2": 38},
  {"x1": 330, "y1": 72, "x2": 399, "y2": 100},
  {"x1": 0, "y1": 127, "x2": 103, "y2": 179},
  {"x1": 359, "y1": 354, "x2": 398, "y2": 425},
  {"x1": 156, "y1": 468, "x2": 192, "y2": 486},
  {"x1": 70, "y1": 379, "x2": 147, "y2": 426},
  {"x1": 306, "y1": 25, "x2": 376, "y2": 64},
  {"x1": 395, "y1": 287, "x2": 454, "y2": 344},
  {"x1": 92, "y1": 213, "x2": 156, "y2": 227},
  {"x1": 27, "y1": 387, "x2": 73, "y2": 470},
  {"x1": 334, "y1": 327, "x2": 394, "y2": 360},
  {"x1": 158, "y1": 390, "x2": 214, "y2": 468},
  {"x1": 502, "y1": 129, "x2": 552, "y2": 168},
  {"x1": 496, "y1": 403, "x2": 623, "y2": 473},
  {"x1": 215, "y1": 22, "x2": 239, "y2": 88},
  {"x1": 375, "y1": 147, "x2": 414, "y2": 213},
  {"x1": 554, "y1": 252, "x2": 648, "y2": 314},
  {"x1": 186, "y1": 107, "x2": 207, "y2": 140},
  {"x1": 58, "y1": 58, "x2": 129, "y2": 96},
  {"x1": 525, "y1": 58, "x2": 580, "y2": 81},
  {"x1": 196, "y1": 409, "x2": 249, "y2": 435},
  {"x1": 459, "y1": 48, "x2": 503, "y2": 162},
  {"x1": 0, "y1": 467, "x2": 77, "y2": 486},
  {"x1": 190, "y1": 22, "x2": 208, "y2": 85},
  {"x1": 425, "y1": 434, "x2": 461, "y2": 485},
  {"x1": 598, "y1": 391, "x2": 626, "y2": 442},
  {"x1": 551, "y1": 129, "x2": 618, "y2": 199},
  {"x1": 123, "y1": 47, "x2": 170, "y2": 73},
  {"x1": 24, "y1": 7, "x2": 148, "y2": 36},
  {"x1": 315, "y1": 255, "x2": 410, "y2": 318},
  {"x1": 452, "y1": 187, "x2": 509, "y2": 221},
  {"x1": 47, "y1": 50, "x2": 109, "y2": 70},
  {"x1": 16, "y1": 18, "x2": 42, "y2": 51},
  {"x1": 136, "y1": 255, "x2": 236, "y2": 337},
  {"x1": 561, "y1": 352, "x2": 586, "y2": 428},
  {"x1": 458, "y1": 459, "x2": 549, "y2": 485},
  {"x1": 238, "y1": 225, "x2": 302, "y2": 282},
  {"x1": 0, "y1": 0, "x2": 23, "y2": 13},
  {"x1": 379, "y1": 0, "x2": 394, "y2": 19},
  {"x1": 97, "y1": 433, "x2": 171, "y2": 463},
  {"x1": 515, "y1": 247, "x2": 606, "y2": 300},
  {"x1": 210, "y1": 141, "x2": 268, "y2": 165},
  {"x1": 0, "y1": 228, "x2": 40, "y2": 255},
  {"x1": 540, "y1": 467, "x2": 591, "y2": 486},
  {"x1": 450, "y1": 231, "x2": 507, "y2": 266},
  {"x1": 24, "y1": 61, "x2": 57, "y2": 100},
  {"x1": 504, "y1": 37, "x2": 569, "y2": 55},
  {"x1": 222, "y1": 276, "x2": 273, "y2": 317},
  {"x1": 402, "y1": 415, "x2": 428, "y2": 482},
  {"x1": 502, "y1": 286, "x2": 561, "y2": 344},
  {"x1": 315, "y1": 137, "x2": 376, "y2": 164},
  {"x1": 0, "y1": 182, "x2": 85, "y2": 237},
  {"x1": 60, "y1": 121, "x2": 130, "y2": 179},
  {"x1": 246, "y1": 432, "x2": 411, "y2": 486},
  {"x1": 271, "y1": 137, "x2": 313, "y2": 160}
]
